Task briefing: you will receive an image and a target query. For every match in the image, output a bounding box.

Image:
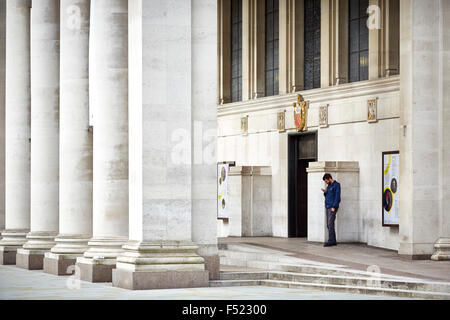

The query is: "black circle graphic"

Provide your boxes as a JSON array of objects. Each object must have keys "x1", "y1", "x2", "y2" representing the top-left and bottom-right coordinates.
[
  {"x1": 391, "y1": 178, "x2": 398, "y2": 194},
  {"x1": 383, "y1": 188, "x2": 393, "y2": 213}
]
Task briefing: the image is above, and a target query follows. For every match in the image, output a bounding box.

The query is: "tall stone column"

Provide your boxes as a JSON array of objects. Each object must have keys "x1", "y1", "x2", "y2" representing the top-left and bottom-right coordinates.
[
  {"x1": 44, "y1": 0, "x2": 92, "y2": 275},
  {"x1": 0, "y1": 0, "x2": 31, "y2": 265},
  {"x1": 398, "y1": 0, "x2": 442, "y2": 259},
  {"x1": 0, "y1": 0, "x2": 6, "y2": 238},
  {"x1": 431, "y1": 0, "x2": 450, "y2": 261},
  {"x1": 191, "y1": 0, "x2": 220, "y2": 280},
  {"x1": 76, "y1": 0, "x2": 128, "y2": 282},
  {"x1": 17, "y1": 0, "x2": 60, "y2": 270},
  {"x1": 112, "y1": 0, "x2": 215, "y2": 290}
]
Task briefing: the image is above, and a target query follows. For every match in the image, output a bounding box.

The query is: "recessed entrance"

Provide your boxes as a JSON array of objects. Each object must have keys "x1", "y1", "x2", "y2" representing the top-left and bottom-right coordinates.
[{"x1": 288, "y1": 132, "x2": 317, "y2": 238}]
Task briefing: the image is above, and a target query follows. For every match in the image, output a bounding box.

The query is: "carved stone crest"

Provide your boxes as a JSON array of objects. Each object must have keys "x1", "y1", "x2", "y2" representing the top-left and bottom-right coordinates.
[
  {"x1": 277, "y1": 111, "x2": 285, "y2": 132},
  {"x1": 368, "y1": 98, "x2": 378, "y2": 123},
  {"x1": 319, "y1": 105, "x2": 328, "y2": 128},
  {"x1": 241, "y1": 116, "x2": 248, "y2": 135},
  {"x1": 293, "y1": 94, "x2": 308, "y2": 132}
]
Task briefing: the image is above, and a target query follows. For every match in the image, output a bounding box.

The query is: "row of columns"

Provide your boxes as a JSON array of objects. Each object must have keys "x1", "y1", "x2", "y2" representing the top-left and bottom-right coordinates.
[{"x1": 0, "y1": 0, "x2": 219, "y2": 289}]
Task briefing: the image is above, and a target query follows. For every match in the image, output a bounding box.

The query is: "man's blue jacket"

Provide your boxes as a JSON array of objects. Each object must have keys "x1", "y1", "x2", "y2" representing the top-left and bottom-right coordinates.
[{"x1": 324, "y1": 181, "x2": 341, "y2": 210}]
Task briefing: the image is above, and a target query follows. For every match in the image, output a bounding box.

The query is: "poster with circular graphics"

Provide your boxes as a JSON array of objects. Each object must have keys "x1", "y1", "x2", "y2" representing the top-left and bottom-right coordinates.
[
  {"x1": 382, "y1": 151, "x2": 399, "y2": 226},
  {"x1": 217, "y1": 163, "x2": 229, "y2": 219}
]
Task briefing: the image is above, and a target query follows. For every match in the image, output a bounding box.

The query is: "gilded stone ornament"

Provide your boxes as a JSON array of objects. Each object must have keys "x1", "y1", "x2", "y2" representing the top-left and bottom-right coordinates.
[
  {"x1": 367, "y1": 98, "x2": 378, "y2": 123},
  {"x1": 293, "y1": 94, "x2": 308, "y2": 132},
  {"x1": 241, "y1": 116, "x2": 248, "y2": 135},
  {"x1": 277, "y1": 111, "x2": 286, "y2": 132}
]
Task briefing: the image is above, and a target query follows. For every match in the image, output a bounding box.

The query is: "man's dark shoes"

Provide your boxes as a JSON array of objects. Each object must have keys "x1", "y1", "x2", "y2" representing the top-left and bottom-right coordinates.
[{"x1": 323, "y1": 242, "x2": 337, "y2": 247}]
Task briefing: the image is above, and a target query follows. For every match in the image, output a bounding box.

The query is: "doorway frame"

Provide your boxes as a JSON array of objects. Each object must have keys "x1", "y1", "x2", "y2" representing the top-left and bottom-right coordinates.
[{"x1": 287, "y1": 131, "x2": 318, "y2": 238}]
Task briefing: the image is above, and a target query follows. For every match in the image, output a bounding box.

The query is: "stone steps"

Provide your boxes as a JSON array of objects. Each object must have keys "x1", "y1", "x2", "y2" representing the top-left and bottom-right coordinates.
[
  {"x1": 210, "y1": 273, "x2": 450, "y2": 299},
  {"x1": 217, "y1": 244, "x2": 450, "y2": 299},
  {"x1": 220, "y1": 251, "x2": 414, "y2": 280},
  {"x1": 260, "y1": 280, "x2": 450, "y2": 300},
  {"x1": 218, "y1": 271, "x2": 450, "y2": 293}
]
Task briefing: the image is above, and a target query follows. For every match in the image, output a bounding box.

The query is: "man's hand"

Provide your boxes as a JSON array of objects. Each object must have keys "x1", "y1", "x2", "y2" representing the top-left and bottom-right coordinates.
[
  {"x1": 321, "y1": 188, "x2": 327, "y2": 193},
  {"x1": 331, "y1": 208, "x2": 335, "y2": 213}
]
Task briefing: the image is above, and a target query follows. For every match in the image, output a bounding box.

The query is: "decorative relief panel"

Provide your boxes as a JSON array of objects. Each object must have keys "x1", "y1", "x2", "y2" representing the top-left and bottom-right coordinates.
[
  {"x1": 277, "y1": 111, "x2": 285, "y2": 132},
  {"x1": 319, "y1": 104, "x2": 328, "y2": 128},
  {"x1": 241, "y1": 116, "x2": 248, "y2": 135},
  {"x1": 367, "y1": 98, "x2": 378, "y2": 123}
]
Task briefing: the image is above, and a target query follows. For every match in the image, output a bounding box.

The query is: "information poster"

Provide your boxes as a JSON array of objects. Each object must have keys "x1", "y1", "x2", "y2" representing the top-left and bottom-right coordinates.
[
  {"x1": 217, "y1": 163, "x2": 229, "y2": 219},
  {"x1": 382, "y1": 151, "x2": 400, "y2": 226}
]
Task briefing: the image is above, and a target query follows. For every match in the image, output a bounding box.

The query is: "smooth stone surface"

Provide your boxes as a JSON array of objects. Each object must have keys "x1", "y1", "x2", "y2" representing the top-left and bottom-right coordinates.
[
  {"x1": 202, "y1": 254, "x2": 220, "y2": 280},
  {"x1": 76, "y1": 262, "x2": 115, "y2": 283},
  {"x1": 16, "y1": 252, "x2": 44, "y2": 270},
  {"x1": 0, "y1": 248, "x2": 17, "y2": 265},
  {"x1": 112, "y1": 268, "x2": 209, "y2": 290},
  {"x1": 0, "y1": 265, "x2": 416, "y2": 300},
  {"x1": 43, "y1": 256, "x2": 76, "y2": 276}
]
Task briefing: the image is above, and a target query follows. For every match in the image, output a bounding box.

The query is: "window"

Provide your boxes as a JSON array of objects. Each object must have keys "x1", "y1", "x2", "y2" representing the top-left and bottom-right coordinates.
[
  {"x1": 231, "y1": 0, "x2": 242, "y2": 102},
  {"x1": 348, "y1": 0, "x2": 369, "y2": 83},
  {"x1": 265, "y1": 0, "x2": 279, "y2": 97},
  {"x1": 304, "y1": 0, "x2": 321, "y2": 90}
]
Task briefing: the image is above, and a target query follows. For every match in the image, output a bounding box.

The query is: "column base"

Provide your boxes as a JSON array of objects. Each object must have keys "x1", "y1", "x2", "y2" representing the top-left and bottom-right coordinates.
[
  {"x1": 43, "y1": 253, "x2": 79, "y2": 276},
  {"x1": 202, "y1": 254, "x2": 220, "y2": 280},
  {"x1": 431, "y1": 238, "x2": 450, "y2": 261},
  {"x1": 0, "y1": 229, "x2": 29, "y2": 265},
  {"x1": 75, "y1": 257, "x2": 116, "y2": 283},
  {"x1": 112, "y1": 240, "x2": 210, "y2": 290},
  {"x1": 16, "y1": 249, "x2": 44, "y2": 270},
  {"x1": 43, "y1": 234, "x2": 91, "y2": 275},
  {"x1": 0, "y1": 247, "x2": 19, "y2": 265},
  {"x1": 112, "y1": 268, "x2": 209, "y2": 290}
]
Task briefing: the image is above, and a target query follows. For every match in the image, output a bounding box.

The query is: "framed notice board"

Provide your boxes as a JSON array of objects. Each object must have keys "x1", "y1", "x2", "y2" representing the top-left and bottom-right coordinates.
[
  {"x1": 217, "y1": 163, "x2": 229, "y2": 219},
  {"x1": 382, "y1": 151, "x2": 400, "y2": 227}
]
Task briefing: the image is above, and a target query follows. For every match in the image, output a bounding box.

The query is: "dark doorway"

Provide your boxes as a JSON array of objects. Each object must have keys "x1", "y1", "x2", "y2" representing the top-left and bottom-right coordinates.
[{"x1": 288, "y1": 132, "x2": 317, "y2": 238}]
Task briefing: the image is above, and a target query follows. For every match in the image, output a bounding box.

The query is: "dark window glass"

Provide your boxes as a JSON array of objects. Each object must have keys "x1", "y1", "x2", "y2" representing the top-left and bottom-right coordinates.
[
  {"x1": 265, "y1": 0, "x2": 279, "y2": 97},
  {"x1": 304, "y1": 0, "x2": 321, "y2": 90},
  {"x1": 348, "y1": 0, "x2": 369, "y2": 83},
  {"x1": 231, "y1": 0, "x2": 242, "y2": 102}
]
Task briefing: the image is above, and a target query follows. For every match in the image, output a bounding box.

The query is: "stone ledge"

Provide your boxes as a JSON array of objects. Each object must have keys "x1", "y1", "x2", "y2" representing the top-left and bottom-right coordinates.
[
  {"x1": 76, "y1": 261, "x2": 115, "y2": 283},
  {"x1": 112, "y1": 268, "x2": 209, "y2": 290}
]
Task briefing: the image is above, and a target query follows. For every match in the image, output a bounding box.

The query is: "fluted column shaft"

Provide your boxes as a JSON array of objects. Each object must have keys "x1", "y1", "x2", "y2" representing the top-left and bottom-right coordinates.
[
  {"x1": 43, "y1": 0, "x2": 92, "y2": 275},
  {"x1": 0, "y1": 0, "x2": 31, "y2": 265},
  {"x1": 76, "y1": 0, "x2": 128, "y2": 282},
  {"x1": 16, "y1": 0, "x2": 60, "y2": 270},
  {"x1": 0, "y1": 0, "x2": 6, "y2": 238}
]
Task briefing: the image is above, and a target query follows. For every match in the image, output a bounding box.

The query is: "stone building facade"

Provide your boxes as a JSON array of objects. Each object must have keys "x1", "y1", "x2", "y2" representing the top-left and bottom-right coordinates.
[
  {"x1": 0, "y1": 0, "x2": 448, "y2": 292},
  {"x1": 217, "y1": 0, "x2": 450, "y2": 260}
]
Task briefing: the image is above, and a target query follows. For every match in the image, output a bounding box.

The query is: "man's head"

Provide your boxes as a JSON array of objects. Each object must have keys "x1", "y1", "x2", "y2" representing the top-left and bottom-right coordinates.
[{"x1": 323, "y1": 173, "x2": 334, "y2": 185}]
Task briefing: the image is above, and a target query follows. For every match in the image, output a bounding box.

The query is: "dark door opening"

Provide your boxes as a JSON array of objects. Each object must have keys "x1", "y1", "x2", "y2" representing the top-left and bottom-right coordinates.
[{"x1": 288, "y1": 132, "x2": 317, "y2": 238}]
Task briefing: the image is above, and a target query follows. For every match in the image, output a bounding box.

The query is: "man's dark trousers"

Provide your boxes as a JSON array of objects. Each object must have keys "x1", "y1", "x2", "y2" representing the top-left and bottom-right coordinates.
[{"x1": 326, "y1": 208, "x2": 337, "y2": 244}]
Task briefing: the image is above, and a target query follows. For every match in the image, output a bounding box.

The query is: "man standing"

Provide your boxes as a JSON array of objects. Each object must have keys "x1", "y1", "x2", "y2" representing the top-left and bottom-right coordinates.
[{"x1": 321, "y1": 173, "x2": 341, "y2": 247}]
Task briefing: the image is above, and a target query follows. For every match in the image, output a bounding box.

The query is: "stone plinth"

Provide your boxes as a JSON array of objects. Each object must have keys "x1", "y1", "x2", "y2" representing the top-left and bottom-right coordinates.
[
  {"x1": 431, "y1": 238, "x2": 450, "y2": 261},
  {"x1": 307, "y1": 161, "x2": 360, "y2": 243},
  {"x1": 0, "y1": 230, "x2": 28, "y2": 265},
  {"x1": 112, "y1": 241, "x2": 209, "y2": 290}
]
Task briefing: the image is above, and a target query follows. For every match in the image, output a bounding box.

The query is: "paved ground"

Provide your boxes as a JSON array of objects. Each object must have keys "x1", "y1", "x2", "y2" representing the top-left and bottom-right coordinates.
[
  {"x1": 219, "y1": 237, "x2": 450, "y2": 281},
  {"x1": 0, "y1": 265, "x2": 412, "y2": 300}
]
